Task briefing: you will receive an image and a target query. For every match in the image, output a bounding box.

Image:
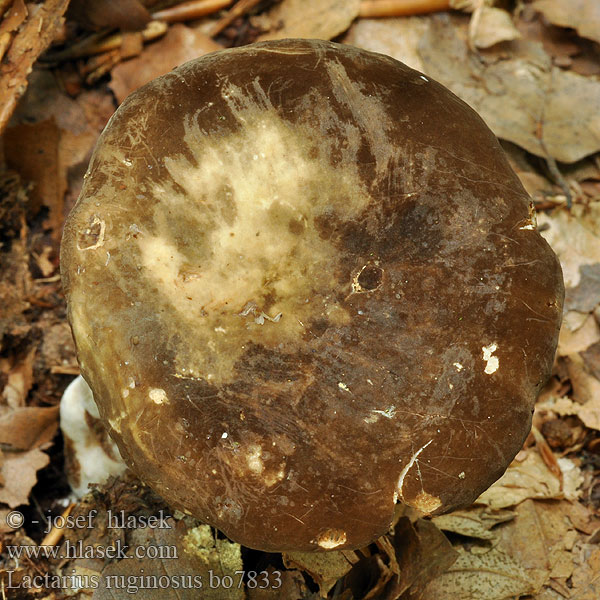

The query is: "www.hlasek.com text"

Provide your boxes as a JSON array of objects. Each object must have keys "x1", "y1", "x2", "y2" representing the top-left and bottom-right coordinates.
[{"x1": 6, "y1": 539, "x2": 177, "y2": 561}]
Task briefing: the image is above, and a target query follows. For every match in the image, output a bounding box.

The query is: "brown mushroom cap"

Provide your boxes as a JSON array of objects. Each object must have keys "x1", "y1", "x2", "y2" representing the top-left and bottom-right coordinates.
[{"x1": 60, "y1": 39, "x2": 564, "y2": 552}]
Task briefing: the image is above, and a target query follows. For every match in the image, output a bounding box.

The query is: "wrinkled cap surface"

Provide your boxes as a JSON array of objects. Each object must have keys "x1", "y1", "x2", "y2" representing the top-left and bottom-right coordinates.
[{"x1": 61, "y1": 39, "x2": 564, "y2": 552}]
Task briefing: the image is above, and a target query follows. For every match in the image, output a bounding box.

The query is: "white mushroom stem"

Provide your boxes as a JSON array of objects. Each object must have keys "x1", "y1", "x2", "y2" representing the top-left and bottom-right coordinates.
[{"x1": 60, "y1": 375, "x2": 127, "y2": 497}]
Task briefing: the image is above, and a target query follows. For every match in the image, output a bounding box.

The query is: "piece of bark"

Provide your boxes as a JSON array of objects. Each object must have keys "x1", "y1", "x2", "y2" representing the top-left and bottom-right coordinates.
[{"x1": 0, "y1": 0, "x2": 70, "y2": 135}]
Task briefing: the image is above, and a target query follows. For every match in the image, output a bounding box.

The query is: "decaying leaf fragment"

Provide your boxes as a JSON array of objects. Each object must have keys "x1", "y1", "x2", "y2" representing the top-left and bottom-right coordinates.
[
  {"x1": 541, "y1": 394, "x2": 600, "y2": 432},
  {"x1": 0, "y1": 405, "x2": 59, "y2": 450},
  {"x1": 0, "y1": 347, "x2": 35, "y2": 408},
  {"x1": 283, "y1": 548, "x2": 357, "y2": 596},
  {"x1": 569, "y1": 544, "x2": 600, "y2": 599},
  {"x1": 109, "y1": 24, "x2": 222, "y2": 103},
  {"x1": 0, "y1": 447, "x2": 50, "y2": 508},
  {"x1": 432, "y1": 506, "x2": 516, "y2": 540},
  {"x1": 257, "y1": 0, "x2": 360, "y2": 41},
  {"x1": 426, "y1": 495, "x2": 600, "y2": 599},
  {"x1": 390, "y1": 518, "x2": 458, "y2": 598},
  {"x1": 419, "y1": 15, "x2": 600, "y2": 163},
  {"x1": 469, "y1": 6, "x2": 521, "y2": 49},
  {"x1": 538, "y1": 210, "x2": 600, "y2": 396},
  {"x1": 533, "y1": 0, "x2": 600, "y2": 44},
  {"x1": 423, "y1": 546, "x2": 535, "y2": 600},
  {"x1": 344, "y1": 16, "x2": 428, "y2": 72},
  {"x1": 474, "y1": 448, "x2": 581, "y2": 509}
]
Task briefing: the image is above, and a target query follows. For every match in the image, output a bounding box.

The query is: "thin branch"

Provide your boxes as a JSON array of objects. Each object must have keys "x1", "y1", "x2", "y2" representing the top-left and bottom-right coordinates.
[
  {"x1": 359, "y1": 0, "x2": 451, "y2": 17},
  {"x1": 152, "y1": 0, "x2": 233, "y2": 24}
]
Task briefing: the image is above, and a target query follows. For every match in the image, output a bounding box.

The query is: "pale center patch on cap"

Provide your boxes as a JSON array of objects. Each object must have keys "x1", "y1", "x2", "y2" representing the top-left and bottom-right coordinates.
[{"x1": 132, "y1": 91, "x2": 374, "y2": 384}]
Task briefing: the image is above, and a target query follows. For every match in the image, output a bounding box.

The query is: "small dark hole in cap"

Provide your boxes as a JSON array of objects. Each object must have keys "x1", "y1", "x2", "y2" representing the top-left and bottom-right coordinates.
[{"x1": 357, "y1": 265, "x2": 383, "y2": 290}]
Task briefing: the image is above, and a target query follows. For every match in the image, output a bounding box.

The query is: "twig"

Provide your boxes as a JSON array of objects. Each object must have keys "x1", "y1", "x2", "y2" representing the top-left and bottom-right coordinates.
[
  {"x1": 544, "y1": 153, "x2": 572, "y2": 209},
  {"x1": 40, "y1": 503, "x2": 75, "y2": 547},
  {"x1": 531, "y1": 426, "x2": 563, "y2": 486},
  {"x1": 152, "y1": 0, "x2": 233, "y2": 23},
  {"x1": 85, "y1": 20, "x2": 166, "y2": 56},
  {"x1": 43, "y1": 20, "x2": 167, "y2": 61},
  {"x1": 359, "y1": 0, "x2": 451, "y2": 17},
  {"x1": 208, "y1": 0, "x2": 262, "y2": 37},
  {"x1": 0, "y1": 32, "x2": 11, "y2": 62},
  {"x1": 536, "y1": 68, "x2": 573, "y2": 209},
  {"x1": 41, "y1": 21, "x2": 167, "y2": 62}
]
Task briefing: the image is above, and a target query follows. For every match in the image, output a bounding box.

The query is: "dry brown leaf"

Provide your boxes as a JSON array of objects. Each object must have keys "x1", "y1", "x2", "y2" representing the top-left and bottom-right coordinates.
[
  {"x1": 582, "y1": 340, "x2": 600, "y2": 381},
  {"x1": 0, "y1": 406, "x2": 59, "y2": 450},
  {"x1": 119, "y1": 31, "x2": 144, "y2": 60},
  {"x1": 542, "y1": 395, "x2": 600, "y2": 432},
  {"x1": 565, "y1": 264, "x2": 600, "y2": 313},
  {"x1": 562, "y1": 309, "x2": 591, "y2": 334},
  {"x1": 563, "y1": 499, "x2": 599, "y2": 535},
  {"x1": 538, "y1": 209, "x2": 600, "y2": 356},
  {"x1": 569, "y1": 543, "x2": 600, "y2": 599},
  {"x1": 516, "y1": 13, "x2": 600, "y2": 77},
  {"x1": 538, "y1": 212, "x2": 600, "y2": 290},
  {"x1": 109, "y1": 24, "x2": 222, "y2": 103},
  {"x1": 10, "y1": 69, "x2": 116, "y2": 225},
  {"x1": 531, "y1": 425, "x2": 562, "y2": 483},
  {"x1": 470, "y1": 6, "x2": 521, "y2": 49},
  {"x1": 360, "y1": 0, "x2": 452, "y2": 17},
  {"x1": 283, "y1": 548, "x2": 356, "y2": 596},
  {"x1": 571, "y1": 50, "x2": 600, "y2": 77},
  {"x1": 423, "y1": 546, "x2": 536, "y2": 600},
  {"x1": 344, "y1": 17, "x2": 428, "y2": 72},
  {"x1": 33, "y1": 245, "x2": 55, "y2": 277},
  {"x1": 429, "y1": 498, "x2": 600, "y2": 599},
  {"x1": 208, "y1": 0, "x2": 262, "y2": 36},
  {"x1": 0, "y1": 447, "x2": 50, "y2": 507},
  {"x1": 432, "y1": 507, "x2": 516, "y2": 540},
  {"x1": 495, "y1": 499, "x2": 575, "y2": 587},
  {"x1": 564, "y1": 158, "x2": 600, "y2": 187},
  {"x1": 557, "y1": 457, "x2": 584, "y2": 501},
  {"x1": 532, "y1": 0, "x2": 600, "y2": 44},
  {"x1": 258, "y1": 0, "x2": 360, "y2": 42},
  {"x1": 40, "y1": 321, "x2": 77, "y2": 370},
  {"x1": 566, "y1": 353, "x2": 600, "y2": 408},
  {"x1": 4, "y1": 119, "x2": 66, "y2": 239},
  {"x1": 475, "y1": 449, "x2": 562, "y2": 509},
  {"x1": 418, "y1": 15, "x2": 600, "y2": 163},
  {"x1": 515, "y1": 170, "x2": 554, "y2": 199},
  {"x1": 389, "y1": 517, "x2": 458, "y2": 598},
  {"x1": 558, "y1": 313, "x2": 600, "y2": 357},
  {"x1": 153, "y1": 0, "x2": 234, "y2": 24},
  {"x1": 0, "y1": 347, "x2": 36, "y2": 408}
]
